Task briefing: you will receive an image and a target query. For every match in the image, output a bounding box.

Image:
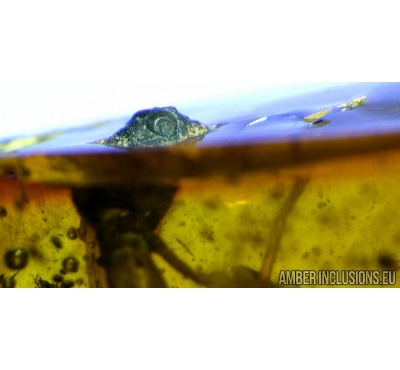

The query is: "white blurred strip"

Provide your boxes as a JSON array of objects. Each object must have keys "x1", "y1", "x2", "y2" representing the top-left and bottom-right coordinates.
[{"x1": 0, "y1": 82, "x2": 346, "y2": 139}]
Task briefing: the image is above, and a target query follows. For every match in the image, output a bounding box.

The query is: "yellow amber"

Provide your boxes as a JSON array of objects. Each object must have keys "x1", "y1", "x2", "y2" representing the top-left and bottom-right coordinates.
[{"x1": 1, "y1": 132, "x2": 400, "y2": 287}]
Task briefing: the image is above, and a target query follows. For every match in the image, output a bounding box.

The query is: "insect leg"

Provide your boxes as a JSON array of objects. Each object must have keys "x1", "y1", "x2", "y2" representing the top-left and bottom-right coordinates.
[{"x1": 258, "y1": 176, "x2": 309, "y2": 284}]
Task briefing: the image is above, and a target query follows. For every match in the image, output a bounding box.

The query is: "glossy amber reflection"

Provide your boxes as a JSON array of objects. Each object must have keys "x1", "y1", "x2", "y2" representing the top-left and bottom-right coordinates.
[{"x1": 1, "y1": 147, "x2": 400, "y2": 287}]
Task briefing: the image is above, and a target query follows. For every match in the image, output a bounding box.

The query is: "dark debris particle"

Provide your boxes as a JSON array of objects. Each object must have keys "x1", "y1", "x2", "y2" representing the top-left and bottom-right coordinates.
[
  {"x1": 7, "y1": 172, "x2": 17, "y2": 180},
  {"x1": 77, "y1": 220, "x2": 87, "y2": 241},
  {"x1": 1, "y1": 273, "x2": 17, "y2": 288},
  {"x1": 66, "y1": 227, "x2": 78, "y2": 240},
  {"x1": 313, "y1": 119, "x2": 324, "y2": 124},
  {"x1": 4, "y1": 248, "x2": 29, "y2": 270},
  {"x1": 62, "y1": 257, "x2": 79, "y2": 273},
  {"x1": 52, "y1": 274, "x2": 64, "y2": 283},
  {"x1": 51, "y1": 236, "x2": 63, "y2": 249},
  {"x1": 2, "y1": 277, "x2": 16, "y2": 288},
  {"x1": 35, "y1": 278, "x2": 51, "y2": 288},
  {"x1": 20, "y1": 166, "x2": 31, "y2": 177},
  {"x1": 34, "y1": 275, "x2": 57, "y2": 288},
  {"x1": 61, "y1": 280, "x2": 74, "y2": 288},
  {"x1": 0, "y1": 206, "x2": 7, "y2": 217},
  {"x1": 59, "y1": 268, "x2": 67, "y2": 275},
  {"x1": 15, "y1": 199, "x2": 27, "y2": 210},
  {"x1": 378, "y1": 253, "x2": 398, "y2": 269},
  {"x1": 28, "y1": 246, "x2": 38, "y2": 259}
]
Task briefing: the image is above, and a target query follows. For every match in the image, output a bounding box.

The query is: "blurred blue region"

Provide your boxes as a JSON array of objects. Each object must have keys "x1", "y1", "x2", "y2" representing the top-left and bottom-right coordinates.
[
  {"x1": 194, "y1": 82, "x2": 400, "y2": 147},
  {"x1": 1, "y1": 82, "x2": 399, "y2": 155}
]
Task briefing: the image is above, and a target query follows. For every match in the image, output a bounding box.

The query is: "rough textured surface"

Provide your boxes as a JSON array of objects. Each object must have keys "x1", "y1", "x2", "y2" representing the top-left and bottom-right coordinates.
[{"x1": 99, "y1": 107, "x2": 210, "y2": 148}]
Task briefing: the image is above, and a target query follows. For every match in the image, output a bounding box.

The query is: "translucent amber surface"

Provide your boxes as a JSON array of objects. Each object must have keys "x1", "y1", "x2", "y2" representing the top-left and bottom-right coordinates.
[{"x1": 1, "y1": 144, "x2": 399, "y2": 287}]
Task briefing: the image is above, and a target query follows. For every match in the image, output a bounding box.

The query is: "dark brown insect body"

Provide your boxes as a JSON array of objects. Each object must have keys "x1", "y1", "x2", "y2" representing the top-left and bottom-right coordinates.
[{"x1": 72, "y1": 183, "x2": 203, "y2": 287}]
